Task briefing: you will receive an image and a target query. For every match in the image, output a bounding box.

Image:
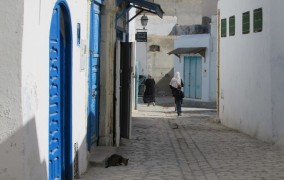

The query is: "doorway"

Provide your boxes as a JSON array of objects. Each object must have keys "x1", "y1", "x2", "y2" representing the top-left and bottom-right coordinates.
[
  {"x1": 87, "y1": 1, "x2": 101, "y2": 150},
  {"x1": 120, "y1": 42, "x2": 132, "y2": 139},
  {"x1": 184, "y1": 56, "x2": 202, "y2": 99},
  {"x1": 48, "y1": 1, "x2": 72, "y2": 179}
]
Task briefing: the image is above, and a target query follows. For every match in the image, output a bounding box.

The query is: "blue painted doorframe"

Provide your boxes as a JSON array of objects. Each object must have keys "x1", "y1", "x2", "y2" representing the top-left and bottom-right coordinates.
[
  {"x1": 88, "y1": 0, "x2": 102, "y2": 149},
  {"x1": 184, "y1": 56, "x2": 202, "y2": 99},
  {"x1": 49, "y1": 1, "x2": 73, "y2": 180}
]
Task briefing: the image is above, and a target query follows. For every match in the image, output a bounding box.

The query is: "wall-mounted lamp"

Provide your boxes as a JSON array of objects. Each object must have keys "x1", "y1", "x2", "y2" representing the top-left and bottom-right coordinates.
[{"x1": 140, "y1": 14, "x2": 148, "y2": 30}]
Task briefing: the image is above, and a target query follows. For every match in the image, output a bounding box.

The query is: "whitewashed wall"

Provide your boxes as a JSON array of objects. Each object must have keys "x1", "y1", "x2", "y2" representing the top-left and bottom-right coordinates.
[
  {"x1": 0, "y1": 1, "x2": 24, "y2": 179},
  {"x1": 174, "y1": 34, "x2": 216, "y2": 102},
  {"x1": 154, "y1": 0, "x2": 202, "y2": 25},
  {"x1": 134, "y1": 15, "x2": 177, "y2": 79},
  {"x1": 128, "y1": 8, "x2": 136, "y2": 42},
  {"x1": 218, "y1": 0, "x2": 284, "y2": 145},
  {"x1": 135, "y1": 42, "x2": 148, "y2": 76},
  {"x1": 202, "y1": 0, "x2": 218, "y2": 17},
  {"x1": 136, "y1": 15, "x2": 177, "y2": 36},
  {"x1": 270, "y1": 1, "x2": 284, "y2": 145},
  {"x1": 133, "y1": 14, "x2": 177, "y2": 96},
  {"x1": 67, "y1": 0, "x2": 89, "y2": 175},
  {"x1": 131, "y1": 0, "x2": 218, "y2": 97},
  {"x1": 0, "y1": 0, "x2": 90, "y2": 179},
  {"x1": 209, "y1": 16, "x2": 217, "y2": 101}
]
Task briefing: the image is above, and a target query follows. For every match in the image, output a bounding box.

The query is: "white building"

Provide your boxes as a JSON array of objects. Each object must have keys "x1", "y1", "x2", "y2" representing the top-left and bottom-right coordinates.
[
  {"x1": 0, "y1": 0, "x2": 92, "y2": 179},
  {"x1": 171, "y1": 16, "x2": 217, "y2": 102},
  {"x1": 218, "y1": 0, "x2": 284, "y2": 146},
  {"x1": 0, "y1": 0, "x2": 165, "y2": 179},
  {"x1": 133, "y1": 0, "x2": 218, "y2": 96}
]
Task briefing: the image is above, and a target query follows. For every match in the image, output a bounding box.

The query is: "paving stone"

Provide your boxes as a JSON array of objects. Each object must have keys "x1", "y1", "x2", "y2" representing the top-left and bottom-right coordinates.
[{"x1": 80, "y1": 97, "x2": 284, "y2": 180}]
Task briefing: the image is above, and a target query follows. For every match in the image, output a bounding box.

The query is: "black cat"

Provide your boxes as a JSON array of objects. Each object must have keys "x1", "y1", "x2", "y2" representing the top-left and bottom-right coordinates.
[{"x1": 105, "y1": 154, "x2": 129, "y2": 168}]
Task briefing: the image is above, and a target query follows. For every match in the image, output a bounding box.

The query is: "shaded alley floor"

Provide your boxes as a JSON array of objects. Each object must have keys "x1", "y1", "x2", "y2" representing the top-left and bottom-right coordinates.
[{"x1": 81, "y1": 98, "x2": 284, "y2": 180}]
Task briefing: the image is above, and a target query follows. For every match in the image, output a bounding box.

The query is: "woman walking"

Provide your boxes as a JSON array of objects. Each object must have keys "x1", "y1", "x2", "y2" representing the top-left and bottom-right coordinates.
[
  {"x1": 169, "y1": 72, "x2": 183, "y2": 110},
  {"x1": 173, "y1": 85, "x2": 184, "y2": 116},
  {"x1": 143, "y1": 75, "x2": 156, "y2": 106}
]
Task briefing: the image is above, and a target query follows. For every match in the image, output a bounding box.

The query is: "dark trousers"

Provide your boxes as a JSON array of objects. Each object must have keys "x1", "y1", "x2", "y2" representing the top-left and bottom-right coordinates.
[{"x1": 175, "y1": 100, "x2": 182, "y2": 115}]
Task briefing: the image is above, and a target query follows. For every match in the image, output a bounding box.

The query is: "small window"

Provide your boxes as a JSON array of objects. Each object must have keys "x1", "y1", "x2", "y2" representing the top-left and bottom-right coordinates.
[
  {"x1": 221, "y1": 18, "x2": 227, "y2": 37},
  {"x1": 242, "y1": 11, "x2": 250, "y2": 34},
  {"x1": 254, "y1": 8, "x2": 263, "y2": 32},
  {"x1": 229, "y1": 16, "x2": 235, "y2": 36},
  {"x1": 149, "y1": 45, "x2": 160, "y2": 52}
]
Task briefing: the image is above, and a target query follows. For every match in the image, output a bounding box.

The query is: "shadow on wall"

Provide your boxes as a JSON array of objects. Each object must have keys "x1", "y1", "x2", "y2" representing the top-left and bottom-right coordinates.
[
  {"x1": 0, "y1": 118, "x2": 47, "y2": 180},
  {"x1": 0, "y1": 117, "x2": 89, "y2": 179},
  {"x1": 75, "y1": 132, "x2": 88, "y2": 179},
  {"x1": 155, "y1": 68, "x2": 174, "y2": 97}
]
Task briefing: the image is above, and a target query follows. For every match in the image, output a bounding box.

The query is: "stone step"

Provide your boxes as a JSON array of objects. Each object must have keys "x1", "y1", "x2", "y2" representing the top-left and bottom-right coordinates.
[{"x1": 88, "y1": 146, "x2": 117, "y2": 167}]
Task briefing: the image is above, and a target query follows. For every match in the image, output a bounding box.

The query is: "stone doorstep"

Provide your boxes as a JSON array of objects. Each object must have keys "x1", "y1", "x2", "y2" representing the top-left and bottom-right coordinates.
[{"x1": 88, "y1": 146, "x2": 117, "y2": 167}]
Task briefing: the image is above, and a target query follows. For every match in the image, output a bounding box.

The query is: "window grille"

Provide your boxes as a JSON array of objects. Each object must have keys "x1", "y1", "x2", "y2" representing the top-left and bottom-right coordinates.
[
  {"x1": 254, "y1": 8, "x2": 263, "y2": 33},
  {"x1": 221, "y1": 18, "x2": 227, "y2": 37},
  {"x1": 242, "y1": 11, "x2": 250, "y2": 34},
  {"x1": 229, "y1": 16, "x2": 235, "y2": 36}
]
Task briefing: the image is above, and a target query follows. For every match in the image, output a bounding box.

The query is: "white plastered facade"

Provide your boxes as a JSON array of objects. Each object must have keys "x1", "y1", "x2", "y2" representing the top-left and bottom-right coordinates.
[
  {"x1": 218, "y1": 0, "x2": 284, "y2": 145},
  {"x1": 0, "y1": 0, "x2": 90, "y2": 179},
  {"x1": 173, "y1": 26, "x2": 217, "y2": 102}
]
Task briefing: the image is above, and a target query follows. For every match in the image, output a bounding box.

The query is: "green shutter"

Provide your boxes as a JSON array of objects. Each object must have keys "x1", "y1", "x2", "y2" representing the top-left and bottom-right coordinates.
[
  {"x1": 221, "y1": 18, "x2": 227, "y2": 37},
  {"x1": 229, "y1": 16, "x2": 235, "y2": 36},
  {"x1": 254, "y1": 8, "x2": 262, "y2": 32},
  {"x1": 242, "y1": 11, "x2": 250, "y2": 34}
]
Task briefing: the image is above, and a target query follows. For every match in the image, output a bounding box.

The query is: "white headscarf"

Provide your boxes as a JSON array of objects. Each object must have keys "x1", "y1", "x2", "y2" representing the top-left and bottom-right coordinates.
[{"x1": 169, "y1": 72, "x2": 181, "y2": 88}]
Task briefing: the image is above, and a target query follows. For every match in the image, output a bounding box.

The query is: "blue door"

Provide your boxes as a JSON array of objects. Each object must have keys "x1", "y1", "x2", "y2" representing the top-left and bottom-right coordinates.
[
  {"x1": 88, "y1": 1, "x2": 101, "y2": 149},
  {"x1": 49, "y1": 2, "x2": 72, "y2": 179},
  {"x1": 184, "y1": 56, "x2": 202, "y2": 99}
]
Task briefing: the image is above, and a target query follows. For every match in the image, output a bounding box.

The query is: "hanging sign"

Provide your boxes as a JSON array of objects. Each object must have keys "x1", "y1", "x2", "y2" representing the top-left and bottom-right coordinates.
[{"x1": 135, "y1": 32, "x2": 147, "y2": 42}]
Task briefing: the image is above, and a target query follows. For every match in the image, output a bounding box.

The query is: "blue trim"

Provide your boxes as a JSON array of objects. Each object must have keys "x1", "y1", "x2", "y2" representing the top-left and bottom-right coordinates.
[
  {"x1": 116, "y1": 6, "x2": 132, "y2": 21},
  {"x1": 87, "y1": 1, "x2": 93, "y2": 150},
  {"x1": 116, "y1": 30, "x2": 123, "y2": 41},
  {"x1": 49, "y1": 0, "x2": 73, "y2": 179},
  {"x1": 126, "y1": 32, "x2": 129, "y2": 42},
  {"x1": 57, "y1": 1, "x2": 73, "y2": 179},
  {"x1": 87, "y1": 0, "x2": 101, "y2": 150},
  {"x1": 77, "y1": 23, "x2": 81, "y2": 46},
  {"x1": 62, "y1": 2, "x2": 73, "y2": 179},
  {"x1": 135, "y1": 63, "x2": 139, "y2": 110},
  {"x1": 94, "y1": 0, "x2": 103, "y2": 4},
  {"x1": 49, "y1": 5, "x2": 61, "y2": 179},
  {"x1": 116, "y1": 0, "x2": 123, "y2": 6}
]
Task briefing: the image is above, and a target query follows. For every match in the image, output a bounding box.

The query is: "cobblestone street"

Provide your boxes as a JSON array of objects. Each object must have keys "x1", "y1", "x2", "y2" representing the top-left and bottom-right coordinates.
[{"x1": 81, "y1": 99, "x2": 284, "y2": 180}]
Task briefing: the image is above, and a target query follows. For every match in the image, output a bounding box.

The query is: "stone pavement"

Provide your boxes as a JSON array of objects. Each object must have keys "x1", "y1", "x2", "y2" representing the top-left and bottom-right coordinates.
[{"x1": 81, "y1": 98, "x2": 284, "y2": 180}]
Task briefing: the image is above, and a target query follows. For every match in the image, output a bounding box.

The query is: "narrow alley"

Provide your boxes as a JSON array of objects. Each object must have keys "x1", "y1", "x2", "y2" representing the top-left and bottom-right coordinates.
[{"x1": 81, "y1": 97, "x2": 284, "y2": 180}]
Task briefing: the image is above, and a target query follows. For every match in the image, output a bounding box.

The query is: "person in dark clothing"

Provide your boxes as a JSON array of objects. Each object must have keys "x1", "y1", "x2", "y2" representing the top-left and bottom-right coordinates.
[
  {"x1": 169, "y1": 72, "x2": 184, "y2": 111},
  {"x1": 173, "y1": 85, "x2": 184, "y2": 116},
  {"x1": 143, "y1": 75, "x2": 156, "y2": 106}
]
